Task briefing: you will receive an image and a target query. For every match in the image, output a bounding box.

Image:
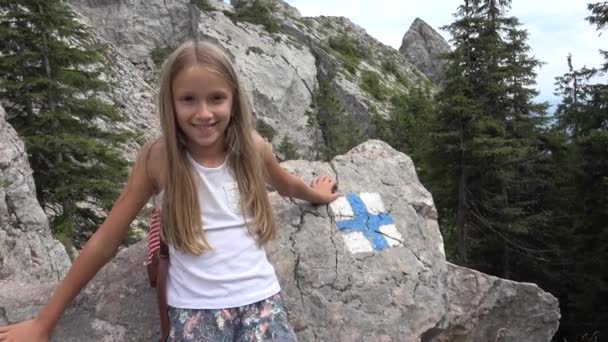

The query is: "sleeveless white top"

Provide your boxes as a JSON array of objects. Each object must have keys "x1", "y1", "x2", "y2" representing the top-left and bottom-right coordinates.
[{"x1": 154, "y1": 154, "x2": 280, "y2": 309}]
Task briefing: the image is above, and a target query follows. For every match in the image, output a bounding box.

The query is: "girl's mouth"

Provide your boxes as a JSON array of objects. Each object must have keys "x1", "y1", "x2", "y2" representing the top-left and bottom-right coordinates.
[{"x1": 193, "y1": 122, "x2": 217, "y2": 128}]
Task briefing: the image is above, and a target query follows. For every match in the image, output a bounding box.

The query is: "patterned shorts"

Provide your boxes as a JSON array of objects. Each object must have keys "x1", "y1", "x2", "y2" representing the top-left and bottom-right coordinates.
[{"x1": 167, "y1": 293, "x2": 297, "y2": 342}]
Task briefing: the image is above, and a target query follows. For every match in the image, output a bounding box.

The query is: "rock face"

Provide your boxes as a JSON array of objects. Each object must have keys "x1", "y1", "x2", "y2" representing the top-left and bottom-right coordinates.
[
  {"x1": 195, "y1": 9, "x2": 319, "y2": 158},
  {"x1": 68, "y1": 0, "x2": 205, "y2": 64},
  {"x1": 68, "y1": 0, "x2": 435, "y2": 157},
  {"x1": 70, "y1": 0, "x2": 319, "y2": 158},
  {"x1": 0, "y1": 105, "x2": 71, "y2": 283},
  {"x1": 0, "y1": 141, "x2": 560, "y2": 341},
  {"x1": 399, "y1": 18, "x2": 451, "y2": 84},
  {"x1": 432, "y1": 263, "x2": 561, "y2": 342},
  {"x1": 282, "y1": 15, "x2": 431, "y2": 136},
  {"x1": 267, "y1": 140, "x2": 447, "y2": 340},
  {"x1": 94, "y1": 37, "x2": 159, "y2": 160}
]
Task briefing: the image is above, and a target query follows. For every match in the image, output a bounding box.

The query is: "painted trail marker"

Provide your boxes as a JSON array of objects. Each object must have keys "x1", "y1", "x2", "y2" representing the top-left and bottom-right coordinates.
[{"x1": 329, "y1": 192, "x2": 404, "y2": 254}]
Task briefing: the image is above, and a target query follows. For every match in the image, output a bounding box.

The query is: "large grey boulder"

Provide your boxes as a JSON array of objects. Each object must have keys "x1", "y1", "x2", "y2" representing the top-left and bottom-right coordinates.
[
  {"x1": 0, "y1": 242, "x2": 155, "y2": 340},
  {"x1": 0, "y1": 105, "x2": 71, "y2": 283},
  {"x1": 432, "y1": 263, "x2": 560, "y2": 342},
  {"x1": 266, "y1": 140, "x2": 447, "y2": 340},
  {"x1": 399, "y1": 18, "x2": 451, "y2": 84},
  {"x1": 0, "y1": 141, "x2": 559, "y2": 341}
]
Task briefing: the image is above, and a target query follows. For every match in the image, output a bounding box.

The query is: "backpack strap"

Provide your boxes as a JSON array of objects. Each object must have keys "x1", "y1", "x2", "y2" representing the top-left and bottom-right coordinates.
[
  {"x1": 157, "y1": 239, "x2": 170, "y2": 342},
  {"x1": 146, "y1": 208, "x2": 170, "y2": 341}
]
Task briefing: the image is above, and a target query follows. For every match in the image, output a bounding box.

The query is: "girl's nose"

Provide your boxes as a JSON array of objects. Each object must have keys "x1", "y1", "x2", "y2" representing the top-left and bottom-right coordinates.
[{"x1": 196, "y1": 102, "x2": 213, "y2": 119}]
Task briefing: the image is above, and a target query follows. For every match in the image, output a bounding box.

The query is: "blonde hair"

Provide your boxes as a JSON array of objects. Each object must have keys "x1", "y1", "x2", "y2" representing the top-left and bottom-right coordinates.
[{"x1": 158, "y1": 40, "x2": 276, "y2": 255}]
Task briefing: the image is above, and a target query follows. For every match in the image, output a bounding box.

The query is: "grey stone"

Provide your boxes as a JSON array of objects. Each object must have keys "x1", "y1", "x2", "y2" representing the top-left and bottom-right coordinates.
[
  {"x1": 0, "y1": 105, "x2": 71, "y2": 283},
  {"x1": 0, "y1": 141, "x2": 559, "y2": 341},
  {"x1": 399, "y1": 18, "x2": 451, "y2": 84},
  {"x1": 431, "y1": 263, "x2": 560, "y2": 342},
  {"x1": 69, "y1": 0, "x2": 319, "y2": 159},
  {"x1": 67, "y1": 0, "x2": 437, "y2": 156},
  {"x1": 282, "y1": 14, "x2": 434, "y2": 135}
]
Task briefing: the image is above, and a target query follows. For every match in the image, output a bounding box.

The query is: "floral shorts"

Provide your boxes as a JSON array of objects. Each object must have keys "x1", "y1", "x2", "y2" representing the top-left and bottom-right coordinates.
[{"x1": 167, "y1": 293, "x2": 297, "y2": 341}]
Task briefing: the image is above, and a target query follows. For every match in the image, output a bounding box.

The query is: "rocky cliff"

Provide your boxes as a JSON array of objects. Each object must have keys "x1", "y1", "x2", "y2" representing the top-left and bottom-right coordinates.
[
  {"x1": 0, "y1": 106, "x2": 70, "y2": 283},
  {"x1": 0, "y1": 139, "x2": 560, "y2": 341},
  {"x1": 399, "y1": 18, "x2": 451, "y2": 84},
  {"x1": 68, "y1": 0, "x2": 434, "y2": 158}
]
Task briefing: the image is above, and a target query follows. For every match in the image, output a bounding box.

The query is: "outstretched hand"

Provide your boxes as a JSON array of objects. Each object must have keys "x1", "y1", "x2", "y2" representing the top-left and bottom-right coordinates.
[
  {"x1": 0, "y1": 320, "x2": 49, "y2": 342},
  {"x1": 310, "y1": 176, "x2": 340, "y2": 204}
]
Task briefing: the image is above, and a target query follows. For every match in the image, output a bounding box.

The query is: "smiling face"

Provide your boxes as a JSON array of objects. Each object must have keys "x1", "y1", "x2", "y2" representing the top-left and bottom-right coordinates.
[{"x1": 172, "y1": 64, "x2": 234, "y2": 156}]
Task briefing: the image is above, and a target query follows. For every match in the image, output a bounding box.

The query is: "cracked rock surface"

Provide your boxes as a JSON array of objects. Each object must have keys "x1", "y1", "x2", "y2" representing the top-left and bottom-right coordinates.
[
  {"x1": 0, "y1": 105, "x2": 71, "y2": 284},
  {"x1": 0, "y1": 140, "x2": 559, "y2": 341},
  {"x1": 266, "y1": 140, "x2": 447, "y2": 341}
]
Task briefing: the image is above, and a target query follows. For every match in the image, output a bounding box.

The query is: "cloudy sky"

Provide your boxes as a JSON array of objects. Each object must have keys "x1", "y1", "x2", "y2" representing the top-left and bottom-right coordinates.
[{"x1": 285, "y1": 0, "x2": 607, "y2": 110}]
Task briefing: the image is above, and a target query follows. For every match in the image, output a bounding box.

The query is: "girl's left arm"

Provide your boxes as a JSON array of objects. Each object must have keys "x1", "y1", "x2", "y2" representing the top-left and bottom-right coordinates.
[{"x1": 255, "y1": 133, "x2": 339, "y2": 204}]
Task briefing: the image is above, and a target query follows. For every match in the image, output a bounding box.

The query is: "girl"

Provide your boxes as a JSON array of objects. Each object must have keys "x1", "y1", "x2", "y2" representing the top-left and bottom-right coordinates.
[{"x1": 0, "y1": 40, "x2": 339, "y2": 341}]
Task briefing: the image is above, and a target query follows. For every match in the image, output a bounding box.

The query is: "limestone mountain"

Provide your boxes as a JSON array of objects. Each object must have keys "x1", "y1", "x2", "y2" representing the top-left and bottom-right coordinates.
[
  {"x1": 68, "y1": 0, "x2": 435, "y2": 159},
  {"x1": 399, "y1": 17, "x2": 451, "y2": 84}
]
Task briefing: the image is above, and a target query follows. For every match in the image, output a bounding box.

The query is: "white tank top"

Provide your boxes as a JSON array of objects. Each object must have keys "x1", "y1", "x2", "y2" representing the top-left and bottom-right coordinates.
[{"x1": 155, "y1": 153, "x2": 280, "y2": 309}]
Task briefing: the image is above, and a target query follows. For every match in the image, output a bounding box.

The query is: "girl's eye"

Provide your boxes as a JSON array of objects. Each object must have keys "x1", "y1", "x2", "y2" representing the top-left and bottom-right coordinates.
[
  {"x1": 211, "y1": 93, "x2": 227, "y2": 102},
  {"x1": 180, "y1": 96, "x2": 195, "y2": 102}
]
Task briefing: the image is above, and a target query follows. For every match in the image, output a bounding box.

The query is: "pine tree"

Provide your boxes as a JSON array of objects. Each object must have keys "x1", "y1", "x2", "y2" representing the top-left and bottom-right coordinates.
[
  {"x1": 548, "y1": 3, "x2": 608, "y2": 336},
  {"x1": 383, "y1": 86, "x2": 434, "y2": 160},
  {"x1": 0, "y1": 0, "x2": 130, "y2": 249},
  {"x1": 315, "y1": 75, "x2": 364, "y2": 160},
  {"x1": 277, "y1": 135, "x2": 299, "y2": 161},
  {"x1": 424, "y1": 0, "x2": 550, "y2": 274},
  {"x1": 467, "y1": 2, "x2": 551, "y2": 278}
]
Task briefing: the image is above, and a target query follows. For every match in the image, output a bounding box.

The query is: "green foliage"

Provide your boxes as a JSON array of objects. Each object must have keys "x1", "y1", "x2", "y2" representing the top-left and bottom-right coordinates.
[
  {"x1": 421, "y1": 0, "x2": 552, "y2": 299},
  {"x1": 277, "y1": 136, "x2": 299, "y2": 161},
  {"x1": 149, "y1": 45, "x2": 173, "y2": 67},
  {"x1": 328, "y1": 35, "x2": 367, "y2": 74},
  {"x1": 419, "y1": 0, "x2": 608, "y2": 339},
  {"x1": 246, "y1": 46, "x2": 265, "y2": 55},
  {"x1": 381, "y1": 60, "x2": 398, "y2": 74},
  {"x1": 360, "y1": 70, "x2": 386, "y2": 101},
  {"x1": 256, "y1": 119, "x2": 275, "y2": 142},
  {"x1": 190, "y1": 0, "x2": 215, "y2": 12},
  {"x1": 430, "y1": 0, "x2": 550, "y2": 266},
  {"x1": 372, "y1": 87, "x2": 434, "y2": 161},
  {"x1": 226, "y1": 0, "x2": 280, "y2": 33},
  {"x1": 313, "y1": 75, "x2": 364, "y2": 160},
  {"x1": 303, "y1": 109, "x2": 324, "y2": 160},
  {"x1": 382, "y1": 60, "x2": 409, "y2": 87},
  {"x1": 0, "y1": 0, "x2": 130, "y2": 248},
  {"x1": 550, "y1": 48, "x2": 608, "y2": 340}
]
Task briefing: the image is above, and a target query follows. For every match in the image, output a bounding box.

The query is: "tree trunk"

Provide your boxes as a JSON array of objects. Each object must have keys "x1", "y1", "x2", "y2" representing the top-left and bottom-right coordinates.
[
  {"x1": 503, "y1": 241, "x2": 510, "y2": 278},
  {"x1": 457, "y1": 152, "x2": 468, "y2": 265},
  {"x1": 38, "y1": 3, "x2": 55, "y2": 112}
]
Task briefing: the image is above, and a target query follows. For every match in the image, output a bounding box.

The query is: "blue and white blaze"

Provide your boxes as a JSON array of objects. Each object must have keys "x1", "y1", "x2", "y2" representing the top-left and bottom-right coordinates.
[{"x1": 329, "y1": 192, "x2": 403, "y2": 253}]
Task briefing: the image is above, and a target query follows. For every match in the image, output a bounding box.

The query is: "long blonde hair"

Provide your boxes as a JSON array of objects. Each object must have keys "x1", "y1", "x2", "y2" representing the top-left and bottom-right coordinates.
[{"x1": 158, "y1": 40, "x2": 276, "y2": 255}]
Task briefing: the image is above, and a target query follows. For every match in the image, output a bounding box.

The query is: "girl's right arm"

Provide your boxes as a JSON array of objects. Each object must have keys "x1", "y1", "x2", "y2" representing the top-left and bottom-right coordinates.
[{"x1": 0, "y1": 141, "x2": 158, "y2": 342}]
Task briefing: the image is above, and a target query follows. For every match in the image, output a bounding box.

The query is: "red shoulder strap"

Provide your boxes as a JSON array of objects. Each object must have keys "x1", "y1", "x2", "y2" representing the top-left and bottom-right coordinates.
[{"x1": 157, "y1": 242, "x2": 170, "y2": 341}]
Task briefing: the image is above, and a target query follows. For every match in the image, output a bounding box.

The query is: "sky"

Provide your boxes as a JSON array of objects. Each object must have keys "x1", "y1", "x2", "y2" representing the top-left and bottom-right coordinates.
[{"x1": 283, "y1": 0, "x2": 607, "y2": 111}]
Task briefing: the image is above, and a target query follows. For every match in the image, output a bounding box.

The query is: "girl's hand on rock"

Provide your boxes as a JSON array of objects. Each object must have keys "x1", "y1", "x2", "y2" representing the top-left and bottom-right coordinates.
[
  {"x1": 310, "y1": 176, "x2": 340, "y2": 204},
  {"x1": 0, "y1": 320, "x2": 49, "y2": 342}
]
